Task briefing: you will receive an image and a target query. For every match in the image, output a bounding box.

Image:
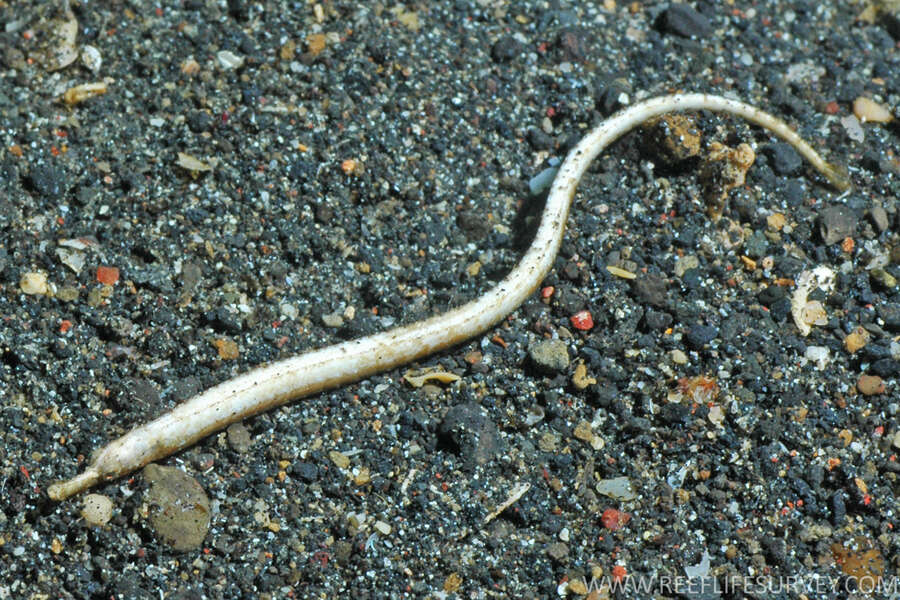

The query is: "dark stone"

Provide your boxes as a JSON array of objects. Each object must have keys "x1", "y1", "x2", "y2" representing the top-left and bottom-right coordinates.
[
  {"x1": 187, "y1": 110, "x2": 213, "y2": 133},
  {"x1": 556, "y1": 27, "x2": 588, "y2": 62},
  {"x1": 870, "y1": 358, "x2": 900, "y2": 377},
  {"x1": 761, "y1": 142, "x2": 803, "y2": 176},
  {"x1": 526, "y1": 127, "x2": 554, "y2": 151},
  {"x1": 315, "y1": 203, "x2": 333, "y2": 224},
  {"x1": 203, "y1": 307, "x2": 243, "y2": 333},
  {"x1": 27, "y1": 163, "x2": 68, "y2": 199},
  {"x1": 113, "y1": 378, "x2": 162, "y2": 415},
  {"x1": 761, "y1": 536, "x2": 787, "y2": 567},
  {"x1": 876, "y1": 303, "x2": 900, "y2": 331},
  {"x1": 632, "y1": 273, "x2": 667, "y2": 307},
  {"x1": 593, "y1": 79, "x2": 632, "y2": 115},
  {"x1": 757, "y1": 285, "x2": 786, "y2": 306},
  {"x1": 818, "y1": 205, "x2": 857, "y2": 245},
  {"x1": 659, "y1": 402, "x2": 691, "y2": 425},
  {"x1": 457, "y1": 210, "x2": 492, "y2": 240},
  {"x1": 769, "y1": 297, "x2": 792, "y2": 322},
  {"x1": 227, "y1": 0, "x2": 249, "y2": 20},
  {"x1": 589, "y1": 383, "x2": 618, "y2": 407},
  {"x1": 490, "y1": 36, "x2": 523, "y2": 62},
  {"x1": 684, "y1": 324, "x2": 718, "y2": 349},
  {"x1": 681, "y1": 268, "x2": 702, "y2": 290},
  {"x1": 291, "y1": 461, "x2": 319, "y2": 482},
  {"x1": 830, "y1": 491, "x2": 846, "y2": 526},
  {"x1": 289, "y1": 159, "x2": 316, "y2": 181},
  {"x1": 744, "y1": 230, "x2": 768, "y2": 258},
  {"x1": 437, "y1": 403, "x2": 503, "y2": 468},
  {"x1": 658, "y1": 3, "x2": 712, "y2": 39},
  {"x1": 643, "y1": 308, "x2": 673, "y2": 331},
  {"x1": 145, "y1": 329, "x2": 176, "y2": 358}
]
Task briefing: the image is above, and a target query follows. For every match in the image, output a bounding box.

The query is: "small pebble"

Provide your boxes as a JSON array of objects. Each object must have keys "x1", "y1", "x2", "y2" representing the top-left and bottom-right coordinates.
[
  {"x1": 96, "y1": 265, "x2": 119, "y2": 285},
  {"x1": 213, "y1": 338, "x2": 239, "y2": 360},
  {"x1": 869, "y1": 206, "x2": 890, "y2": 233},
  {"x1": 546, "y1": 542, "x2": 569, "y2": 562},
  {"x1": 870, "y1": 268, "x2": 897, "y2": 290},
  {"x1": 306, "y1": 33, "x2": 327, "y2": 56},
  {"x1": 81, "y1": 44, "x2": 102, "y2": 72},
  {"x1": 81, "y1": 494, "x2": 113, "y2": 526},
  {"x1": 572, "y1": 362, "x2": 596, "y2": 390},
  {"x1": 322, "y1": 311, "x2": 344, "y2": 328},
  {"x1": 818, "y1": 205, "x2": 857, "y2": 245},
  {"x1": 685, "y1": 324, "x2": 718, "y2": 350},
  {"x1": 674, "y1": 255, "x2": 699, "y2": 277},
  {"x1": 853, "y1": 97, "x2": 893, "y2": 123},
  {"x1": 217, "y1": 50, "x2": 244, "y2": 70},
  {"x1": 595, "y1": 476, "x2": 636, "y2": 501},
  {"x1": 329, "y1": 450, "x2": 351, "y2": 469},
  {"x1": 573, "y1": 421, "x2": 593, "y2": 442},
  {"x1": 142, "y1": 464, "x2": 211, "y2": 551},
  {"x1": 659, "y1": 3, "x2": 711, "y2": 38},
  {"x1": 844, "y1": 328, "x2": 869, "y2": 353},
  {"x1": 857, "y1": 374, "x2": 885, "y2": 396},
  {"x1": 767, "y1": 213, "x2": 786, "y2": 232},
  {"x1": 805, "y1": 346, "x2": 830, "y2": 370},
  {"x1": 528, "y1": 339, "x2": 569, "y2": 374},
  {"x1": 226, "y1": 422, "x2": 252, "y2": 453},
  {"x1": 490, "y1": 36, "x2": 523, "y2": 63},
  {"x1": 761, "y1": 143, "x2": 802, "y2": 176},
  {"x1": 528, "y1": 166, "x2": 558, "y2": 197},
  {"x1": 20, "y1": 272, "x2": 49, "y2": 295},
  {"x1": 840, "y1": 115, "x2": 865, "y2": 142},
  {"x1": 28, "y1": 163, "x2": 67, "y2": 199},
  {"x1": 373, "y1": 521, "x2": 391, "y2": 535}
]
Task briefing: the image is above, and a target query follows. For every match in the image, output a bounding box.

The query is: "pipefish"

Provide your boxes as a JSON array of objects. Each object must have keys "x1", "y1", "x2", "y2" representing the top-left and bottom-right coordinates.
[{"x1": 48, "y1": 93, "x2": 850, "y2": 501}]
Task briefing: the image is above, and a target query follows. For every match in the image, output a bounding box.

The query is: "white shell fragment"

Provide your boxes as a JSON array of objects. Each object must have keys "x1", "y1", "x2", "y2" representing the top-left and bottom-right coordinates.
[
  {"x1": 20, "y1": 271, "x2": 50, "y2": 295},
  {"x1": 81, "y1": 44, "x2": 102, "y2": 73},
  {"x1": 217, "y1": 50, "x2": 245, "y2": 70},
  {"x1": 791, "y1": 266, "x2": 835, "y2": 336},
  {"x1": 56, "y1": 247, "x2": 86, "y2": 274},
  {"x1": 840, "y1": 115, "x2": 865, "y2": 143},
  {"x1": 403, "y1": 367, "x2": 461, "y2": 388},
  {"x1": 805, "y1": 346, "x2": 831, "y2": 370},
  {"x1": 37, "y1": 10, "x2": 79, "y2": 71},
  {"x1": 176, "y1": 152, "x2": 212, "y2": 172}
]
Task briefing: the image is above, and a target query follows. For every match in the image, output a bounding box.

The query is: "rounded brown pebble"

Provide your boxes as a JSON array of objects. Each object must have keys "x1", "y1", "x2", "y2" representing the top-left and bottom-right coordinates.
[
  {"x1": 857, "y1": 374, "x2": 885, "y2": 396},
  {"x1": 142, "y1": 464, "x2": 210, "y2": 551}
]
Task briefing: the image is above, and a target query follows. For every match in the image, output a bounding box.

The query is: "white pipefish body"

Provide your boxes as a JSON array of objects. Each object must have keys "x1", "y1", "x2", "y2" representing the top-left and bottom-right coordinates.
[{"x1": 47, "y1": 93, "x2": 850, "y2": 501}]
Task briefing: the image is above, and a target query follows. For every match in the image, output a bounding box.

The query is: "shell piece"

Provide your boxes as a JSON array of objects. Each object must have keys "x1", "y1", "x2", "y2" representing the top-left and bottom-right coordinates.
[
  {"x1": 791, "y1": 267, "x2": 835, "y2": 336},
  {"x1": 403, "y1": 367, "x2": 461, "y2": 388},
  {"x1": 81, "y1": 44, "x2": 102, "y2": 73},
  {"x1": 33, "y1": 9, "x2": 79, "y2": 71},
  {"x1": 176, "y1": 152, "x2": 212, "y2": 173},
  {"x1": 62, "y1": 82, "x2": 108, "y2": 106}
]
